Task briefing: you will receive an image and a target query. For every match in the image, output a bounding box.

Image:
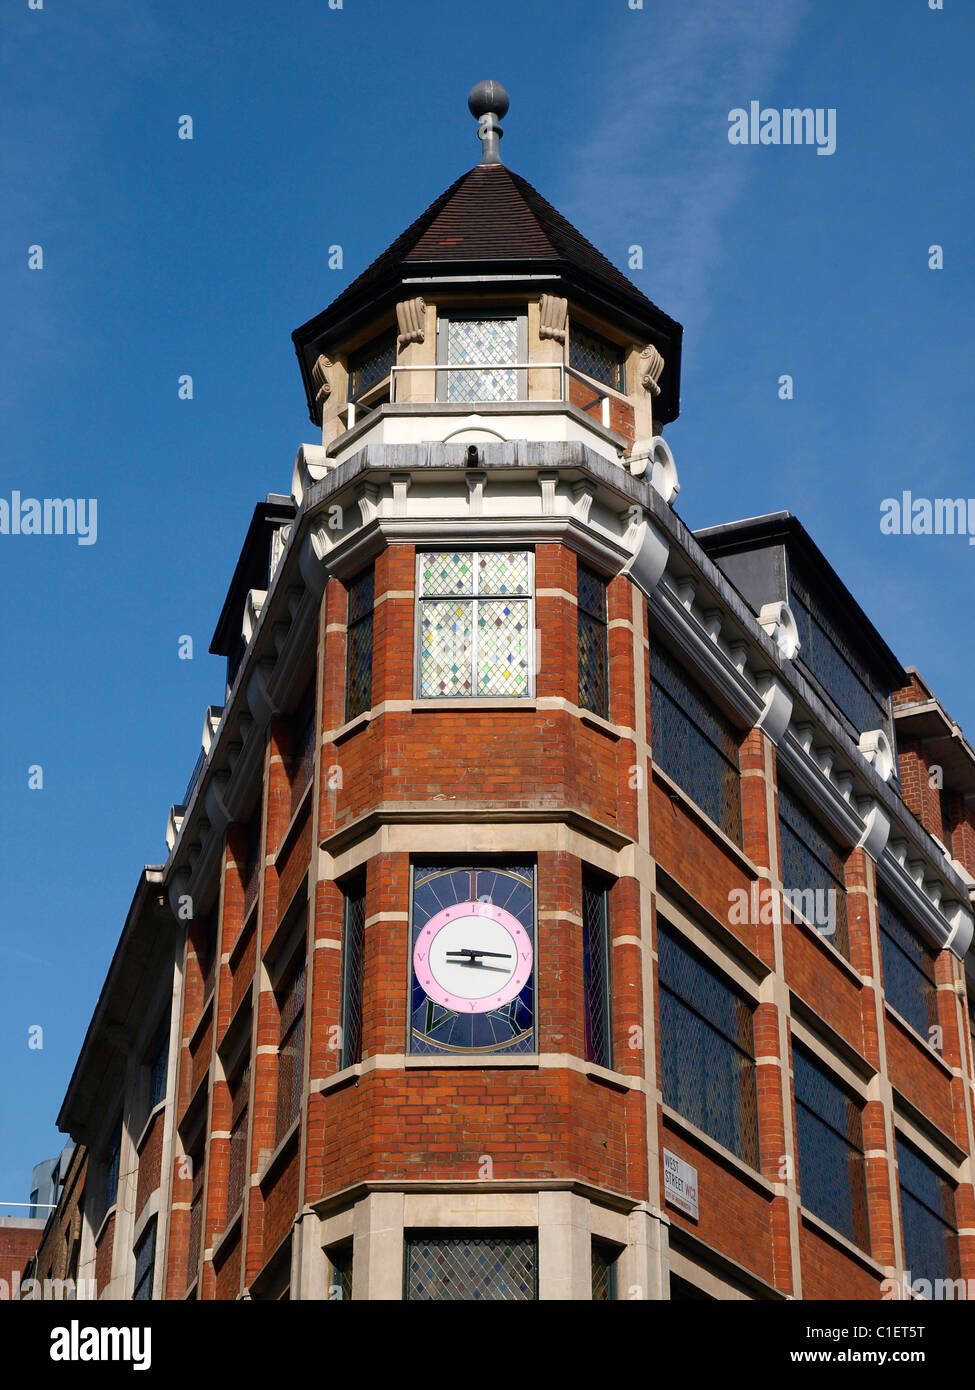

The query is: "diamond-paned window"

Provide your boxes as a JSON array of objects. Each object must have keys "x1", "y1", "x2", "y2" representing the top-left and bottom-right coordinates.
[
  {"x1": 778, "y1": 781, "x2": 850, "y2": 959},
  {"x1": 591, "y1": 1240, "x2": 618, "y2": 1300},
  {"x1": 793, "y1": 1046, "x2": 869, "y2": 1249},
  {"x1": 417, "y1": 551, "x2": 532, "y2": 698},
  {"x1": 657, "y1": 922, "x2": 759, "y2": 1167},
  {"x1": 650, "y1": 639, "x2": 742, "y2": 844},
  {"x1": 275, "y1": 956, "x2": 305, "y2": 1143},
  {"x1": 879, "y1": 894, "x2": 938, "y2": 1040},
  {"x1": 406, "y1": 1234, "x2": 537, "y2": 1301},
  {"x1": 570, "y1": 323, "x2": 625, "y2": 392},
  {"x1": 441, "y1": 316, "x2": 519, "y2": 402},
  {"x1": 345, "y1": 567, "x2": 374, "y2": 721},
  {"x1": 897, "y1": 1136, "x2": 960, "y2": 1285},
  {"x1": 582, "y1": 872, "x2": 611, "y2": 1068},
  {"x1": 328, "y1": 1245, "x2": 353, "y2": 1300},
  {"x1": 348, "y1": 331, "x2": 396, "y2": 402},
  {"x1": 577, "y1": 562, "x2": 608, "y2": 718},
  {"x1": 341, "y1": 880, "x2": 366, "y2": 1069},
  {"x1": 226, "y1": 1056, "x2": 250, "y2": 1217}
]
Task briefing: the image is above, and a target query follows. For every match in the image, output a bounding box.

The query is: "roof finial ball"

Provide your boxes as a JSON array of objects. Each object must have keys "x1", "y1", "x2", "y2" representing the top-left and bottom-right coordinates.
[{"x1": 468, "y1": 80, "x2": 509, "y2": 166}]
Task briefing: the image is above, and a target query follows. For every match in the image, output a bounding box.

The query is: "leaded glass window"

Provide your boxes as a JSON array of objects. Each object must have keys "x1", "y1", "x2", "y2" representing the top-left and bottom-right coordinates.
[
  {"x1": 186, "y1": 1138, "x2": 205, "y2": 1288},
  {"x1": 105, "y1": 1118, "x2": 122, "y2": 1211},
  {"x1": 341, "y1": 879, "x2": 366, "y2": 1069},
  {"x1": 348, "y1": 331, "x2": 396, "y2": 403},
  {"x1": 591, "y1": 1240, "x2": 618, "y2": 1300},
  {"x1": 793, "y1": 1046, "x2": 869, "y2": 1248},
  {"x1": 897, "y1": 1136, "x2": 960, "y2": 1286},
  {"x1": 650, "y1": 640, "x2": 742, "y2": 843},
  {"x1": 778, "y1": 781, "x2": 850, "y2": 958},
  {"x1": 789, "y1": 570, "x2": 892, "y2": 740},
  {"x1": 570, "y1": 323, "x2": 625, "y2": 392},
  {"x1": 582, "y1": 872, "x2": 611, "y2": 1068},
  {"x1": 289, "y1": 682, "x2": 316, "y2": 819},
  {"x1": 328, "y1": 1244, "x2": 353, "y2": 1300},
  {"x1": 132, "y1": 1219, "x2": 156, "y2": 1301},
  {"x1": 879, "y1": 895, "x2": 938, "y2": 1040},
  {"x1": 241, "y1": 803, "x2": 262, "y2": 922},
  {"x1": 577, "y1": 562, "x2": 608, "y2": 718},
  {"x1": 275, "y1": 956, "x2": 305, "y2": 1142},
  {"x1": 345, "y1": 567, "x2": 374, "y2": 720},
  {"x1": 417, "y1": 551, "x2": 532, "y2": 698},
  {"x1": 148, "y1": 1016, "x2": 169, "y2": 1110},
  {"x1": 406, "y1": 1234, "x2": 537, "y2": 1301},
  {"x1": 439, "y1": 315, "x2": 520, "y2": 402},
  {"x1": 657, "y1": 923, "x2": 759, "y2": 1166},
  {"x1": 226, "y1": 1057, "x2": 250, "y2": 1217}
]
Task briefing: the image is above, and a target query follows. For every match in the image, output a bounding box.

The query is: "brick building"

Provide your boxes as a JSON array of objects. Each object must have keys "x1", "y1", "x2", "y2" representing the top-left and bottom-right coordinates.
[{"x1": 33, "y1": 83, "x2": 975, "y2": 1301}]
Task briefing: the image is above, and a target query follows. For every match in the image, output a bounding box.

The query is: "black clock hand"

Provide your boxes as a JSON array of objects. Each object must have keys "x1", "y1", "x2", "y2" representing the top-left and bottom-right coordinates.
[{"x1": 445, "y1": 948, "x2": 512, "y2": 959}]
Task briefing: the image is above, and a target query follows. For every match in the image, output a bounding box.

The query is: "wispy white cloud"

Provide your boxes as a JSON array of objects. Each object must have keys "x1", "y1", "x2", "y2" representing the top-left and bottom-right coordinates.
[{"x1": 558, "y1": 0, "x2": 807, "y2": 331}]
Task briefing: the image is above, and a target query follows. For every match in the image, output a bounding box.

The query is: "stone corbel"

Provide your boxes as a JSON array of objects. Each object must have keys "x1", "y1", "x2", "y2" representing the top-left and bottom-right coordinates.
[
  {"x1": 310, "y1": 353, "x2": 334, "y2": 424},
  {"x1": 858, "y1": 729, "x2": 895, "y2": 783},
  {"x1": 298, "y1": 521, "x2": 331, "y2": 599},
  {"x1": 758, "y1": 601, "x2": 801, "y2": 661},
  {"x1": 537, "y1": 471, "x2": 559, "y2": 516},
  {"x1": 640, "y1": 343, "x2": 665, "y2": 396},
  {"x1": 247, "y1": 658, "x2": 279, "y2": 725},
  {"x1": 627, "y1": 436, "x2": 680, "y2": 504},
  {"x1": 570, "y1": 480, "x2": 595, "y2": 524},
  {"x1": 205, "y1": 772, "x2": 232, "y2": 837},
  {"x1": 390, "y1": 472, "x2": 412, "y2": 518},
  {"x1": 539, "y1": 294, "x2": 568, "y2": 343},
  {"x1": 945, "y1": 901, "x2": 974, "y2": 958},
  {"x1": 167, "y1": 868, "x2": 192, "y2": 918},
  {"x1": 356, "y1": 484, "x2": 381, "y2": 526},
  {"x1": 754, "y1": 672, "x2": 794, "y2": 746},
  {"x1": 292, "y1": 443, "x2": 332, "y2": 506},
  {"x1": 855, "y1": 799, "x2": 891, "y2": 862},
  {"x1": 242, "y1": 589, "x2": 268, "y2": 644},
  {"x1": 466, "y1": 471, "x2": 486, "y2": 516},
  {"x1": 396, "y1": 297, "x2": 426, "y2": 348},
  {"x1": 620, "y1": 515, "x2": 670, "y2": 598}
]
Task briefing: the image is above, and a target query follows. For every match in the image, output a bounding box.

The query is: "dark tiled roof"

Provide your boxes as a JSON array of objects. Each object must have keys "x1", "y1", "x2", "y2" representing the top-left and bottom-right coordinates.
[{"x1": 294, "y1": 163, "x2": 670, "y2": 343}]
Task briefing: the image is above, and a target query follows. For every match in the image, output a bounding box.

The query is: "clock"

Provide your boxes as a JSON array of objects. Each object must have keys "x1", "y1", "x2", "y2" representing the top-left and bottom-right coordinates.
[{"x1": 410, "y1": 866, "x2": 535, "y2": 1054}]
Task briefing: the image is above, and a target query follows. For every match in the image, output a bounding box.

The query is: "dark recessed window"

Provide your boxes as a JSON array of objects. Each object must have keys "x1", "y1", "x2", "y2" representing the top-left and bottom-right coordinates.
[
  {"x1": 657, "y1": 923, "x2": 759, "y2": 1167},
  {"x1": 148, "y1": 1016, "x2": 169, "y2": 1110},
  {"x1": 348, "y1": 331, "x2": 396, "y2": 404},
  {"x1": 226, "y1": 1056, "x2": 250, "y2": 1217},
  {"x1": 897, "y1": 1136, "x2": 960, "y2": 1286},
  {"x1": 241, "y1": 803, "x2": 263, "y2": 922},
  {"x1": 570, "y1": 323, "x2": 625, "y2": 393},
  {"x1": 582, "y1": 872, "x2": 612, "y2": 1068},
  {"x1": 345, "y1": 567, "x2": 374, "y2": 721},
  {"x1": 788, "y1": 570, "x2": 891, "y2": 740},
  {"x1": 132, "y1": 1219, "x2": 156, "y2": 1301},
  {"x1": 406, "y1": 1233, "x2": 537, "y2": 1301},
  {"x1": 275, "y1": 955, "x2": 306, "y2": 1143},
  {"x1": 289, "y1": 682, "x2": 316, "y2": 819},
  {"x1": 577, "y1": 562, "x2": 608, "y2": 719},
  {"x1": 879, "y1": 895, "x2": 938, "y2": 1040},
  {"x1": 778, "y1": 781, "x2": 850, "y2": 958},
  {"x1": 186, "y1": 1136, "x2": 205, "y2": 1290},
  {"x1": 793, "y1": 1046, "x2": 869, "y2": 1249},
  {"x1": 650, "y1": 640, "x2": 742, "y2": 843},
  {"x1": 591, "y1": 1239, "x2": 618, "y2": 1300},
  {"x1": 341, "y1": 879, "x2": 367, "y2": 1069},
  {"x1": 328, "y1": 1243, "x2": 353, "y2": 1300},
  {"x1": 105, "y1": 1118, "x2": 122, "y2": 1211}
]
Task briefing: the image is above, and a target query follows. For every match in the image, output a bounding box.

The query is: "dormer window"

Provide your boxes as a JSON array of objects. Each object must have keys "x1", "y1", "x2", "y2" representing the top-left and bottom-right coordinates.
[
  {"x1": 569, "y1": 323, "x2": 625, "y2": 393},
  {"x1": 436, "y1": 311, "x2": 526, "y2": 402},
  {"x1": 348, "y1": 330, "x2": 396, "y2": 406}
]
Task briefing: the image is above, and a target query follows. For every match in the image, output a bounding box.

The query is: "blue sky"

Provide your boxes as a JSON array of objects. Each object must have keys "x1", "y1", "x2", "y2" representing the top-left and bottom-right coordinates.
[{"x1": 0, "y1": 0, "x2": 970, "y2": 1206}]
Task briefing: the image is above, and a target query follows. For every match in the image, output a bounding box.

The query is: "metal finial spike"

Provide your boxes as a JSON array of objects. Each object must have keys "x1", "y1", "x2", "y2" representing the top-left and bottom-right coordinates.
[{"x1": 468, "y1": 80, "x2": 509, "y2": 165}]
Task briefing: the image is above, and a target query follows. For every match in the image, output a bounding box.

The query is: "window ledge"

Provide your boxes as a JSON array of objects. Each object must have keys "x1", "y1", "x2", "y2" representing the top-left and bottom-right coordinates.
[
  {"x1": 257, "y1": 1119, "x2": 300, "y2": 1188},
  {"x1": 273, "y1": 781, "x2": 312, "y2": 862},
  {"x1": 652, "y1": 763, "x2": 757, "y2": 876},
  {"x1": 799, "y1": 1207, "x2": 885, "y2": 1276},
  {"x1": 787, "y1": 907, "x2": 863, "y2": 986},
  {"x1": 661, "y1": 1104, "x2": 774, "y2": 1198},
  {"x1": 332, "y1": 711, "x2": 372, "y2": 745},
  {"x1": 188, "y1": 993, "x2": 214, "y2": 1052},
  {"x1": 135, "y1": 1100, "x2": 166, "y2": 1156},
  {"x1": 579, "y1": 711, "x2": 621, "y2": 742},
  {"x1": 212, "y1": 1206, "x2": 243, "y2": 1262},
  {"x1": 884, "y1": 1002, "x2": 954, "y2": 1077},
  {"x1": 228, "y1": 914, "x2": 256, "y2": 972},
  {"x1": 411, "y1": 699, "x2": 536, "y2": 712}
]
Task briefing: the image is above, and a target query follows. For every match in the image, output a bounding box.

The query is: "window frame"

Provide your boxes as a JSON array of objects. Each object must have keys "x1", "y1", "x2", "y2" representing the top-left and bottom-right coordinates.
[
  {"x1": 896, "y1": 1134, "x2": 960, "y2": 1286},
  {"x1": 435, "y1": 309, "x2": 528, "y2": 403},
  {"x1": 274, "y1": 951, "x2": 307, "y2": 1144},
  {"x1": 878, "y1": 893, "x2": 939, "y2": 1041},
  {"x1": 582, "y1": 870, "x2": 612, "y2": 1069},
  {"x1": 405, "y1": 1231, "x2": 539, "y2": 1301},
  {"x1": 340, "y1": 876, "x2": 367, "y2": 1070},
  {"x1": 792, "y1": 1043, "x2": 870, "y2": 1250},
  {"x1": 132, "y1": 1218, "x2": 157, "y2": 1302},
  {"x1": 414, "y1": 549, "x2": 535, "y2": 700},
  {"x1": 344, "y1": 566, "x2": 375, "y2": 722},
  {"x1": 569, "y1": 321, "x2": 626, "y2": 394},
  {"x1": 577, "y1": 561, "x2": 609, "y2": 719},
  {"x1": 777, "y1": 779, "x2": 851, "y2": 958}
]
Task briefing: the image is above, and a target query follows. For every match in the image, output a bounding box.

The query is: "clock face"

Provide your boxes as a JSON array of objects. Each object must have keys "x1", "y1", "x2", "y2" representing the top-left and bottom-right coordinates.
[{"x1": 410, "y1": 867, "x2": 535, "y2": 1054}]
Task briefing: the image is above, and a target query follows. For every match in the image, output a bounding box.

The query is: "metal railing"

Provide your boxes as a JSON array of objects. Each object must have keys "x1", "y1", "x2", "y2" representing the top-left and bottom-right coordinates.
[{"x1": 343, "y1": 362, "x2": 621, "y2": 430}]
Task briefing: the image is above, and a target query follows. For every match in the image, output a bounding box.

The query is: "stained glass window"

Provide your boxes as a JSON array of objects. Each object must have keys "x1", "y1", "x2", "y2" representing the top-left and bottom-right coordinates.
[
  {"x1": 345, "y1": 567, "x2": 374, "y2": 721},
  {"x1": 577, "y1": 562, "x2": 608, "y2": 718},
  {"x1": 657, "y1": 922, "x2": 759, "y2": 1167},
  {"x1": 410, "y1": 864, "x2": 535, "y2": 1055},
  {"x1": 793, "y1": 1046, "x2": 869, "y2": 1248},
  {"x1": 132, "y1": 1219, "x2": 156, "y2": 1301},
  {"x1": 348, "y1": 331, "x2": 396, "y2": 402},
  {"x1": 186, "y1": 1138, "x2": 205, "y2": 1289},
  {"x1": 789, "y1": 570, "x2": 892, "y2": 740},
  {"x1": 289, "y1": 682, "x2": 316, "y2": 820},
  {"x1": 227, "y1": 1056, "x2": 250, "y2": 1217},
  {"x1": 275, "y1": 956, "x2": 305, "y2": 1143},
  {"x1": 591, "y1": 1240, "x2": 618, "y2": 1300},
  {"x1": 441, "y1": 316, "x2": 519, "y2": 402},
  {"x1": 897, "y1": 1136, "x2": 960, "y2": 1285},
  {"x1": 582, "y1": 872, "x2": 611, "y2": 1068},
  {"x1": 879, "y1": 895, "x2": 938, "y2": 1040},
  {"x1": 148, "y1": 1015, "x2": 169, "y2": 1109},
  {"x1": 650, "y1": 639, "x2": 742, "y2": 843},
  {"x1": 570, "y1": 323, "x2": 625, "y2": 392},
  {"x1": 341, "y1": 880, "x2": 366, "y2": 1069},
  {"x1": 417, "y1": 551, "x2": 532, "y2": 698},
  {"x1": 778, "y1": 781, "x2": 850, "y2": 958},
  {"x1": 406, "y1": 1234, "x2": 537, "y2": 1300}
]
